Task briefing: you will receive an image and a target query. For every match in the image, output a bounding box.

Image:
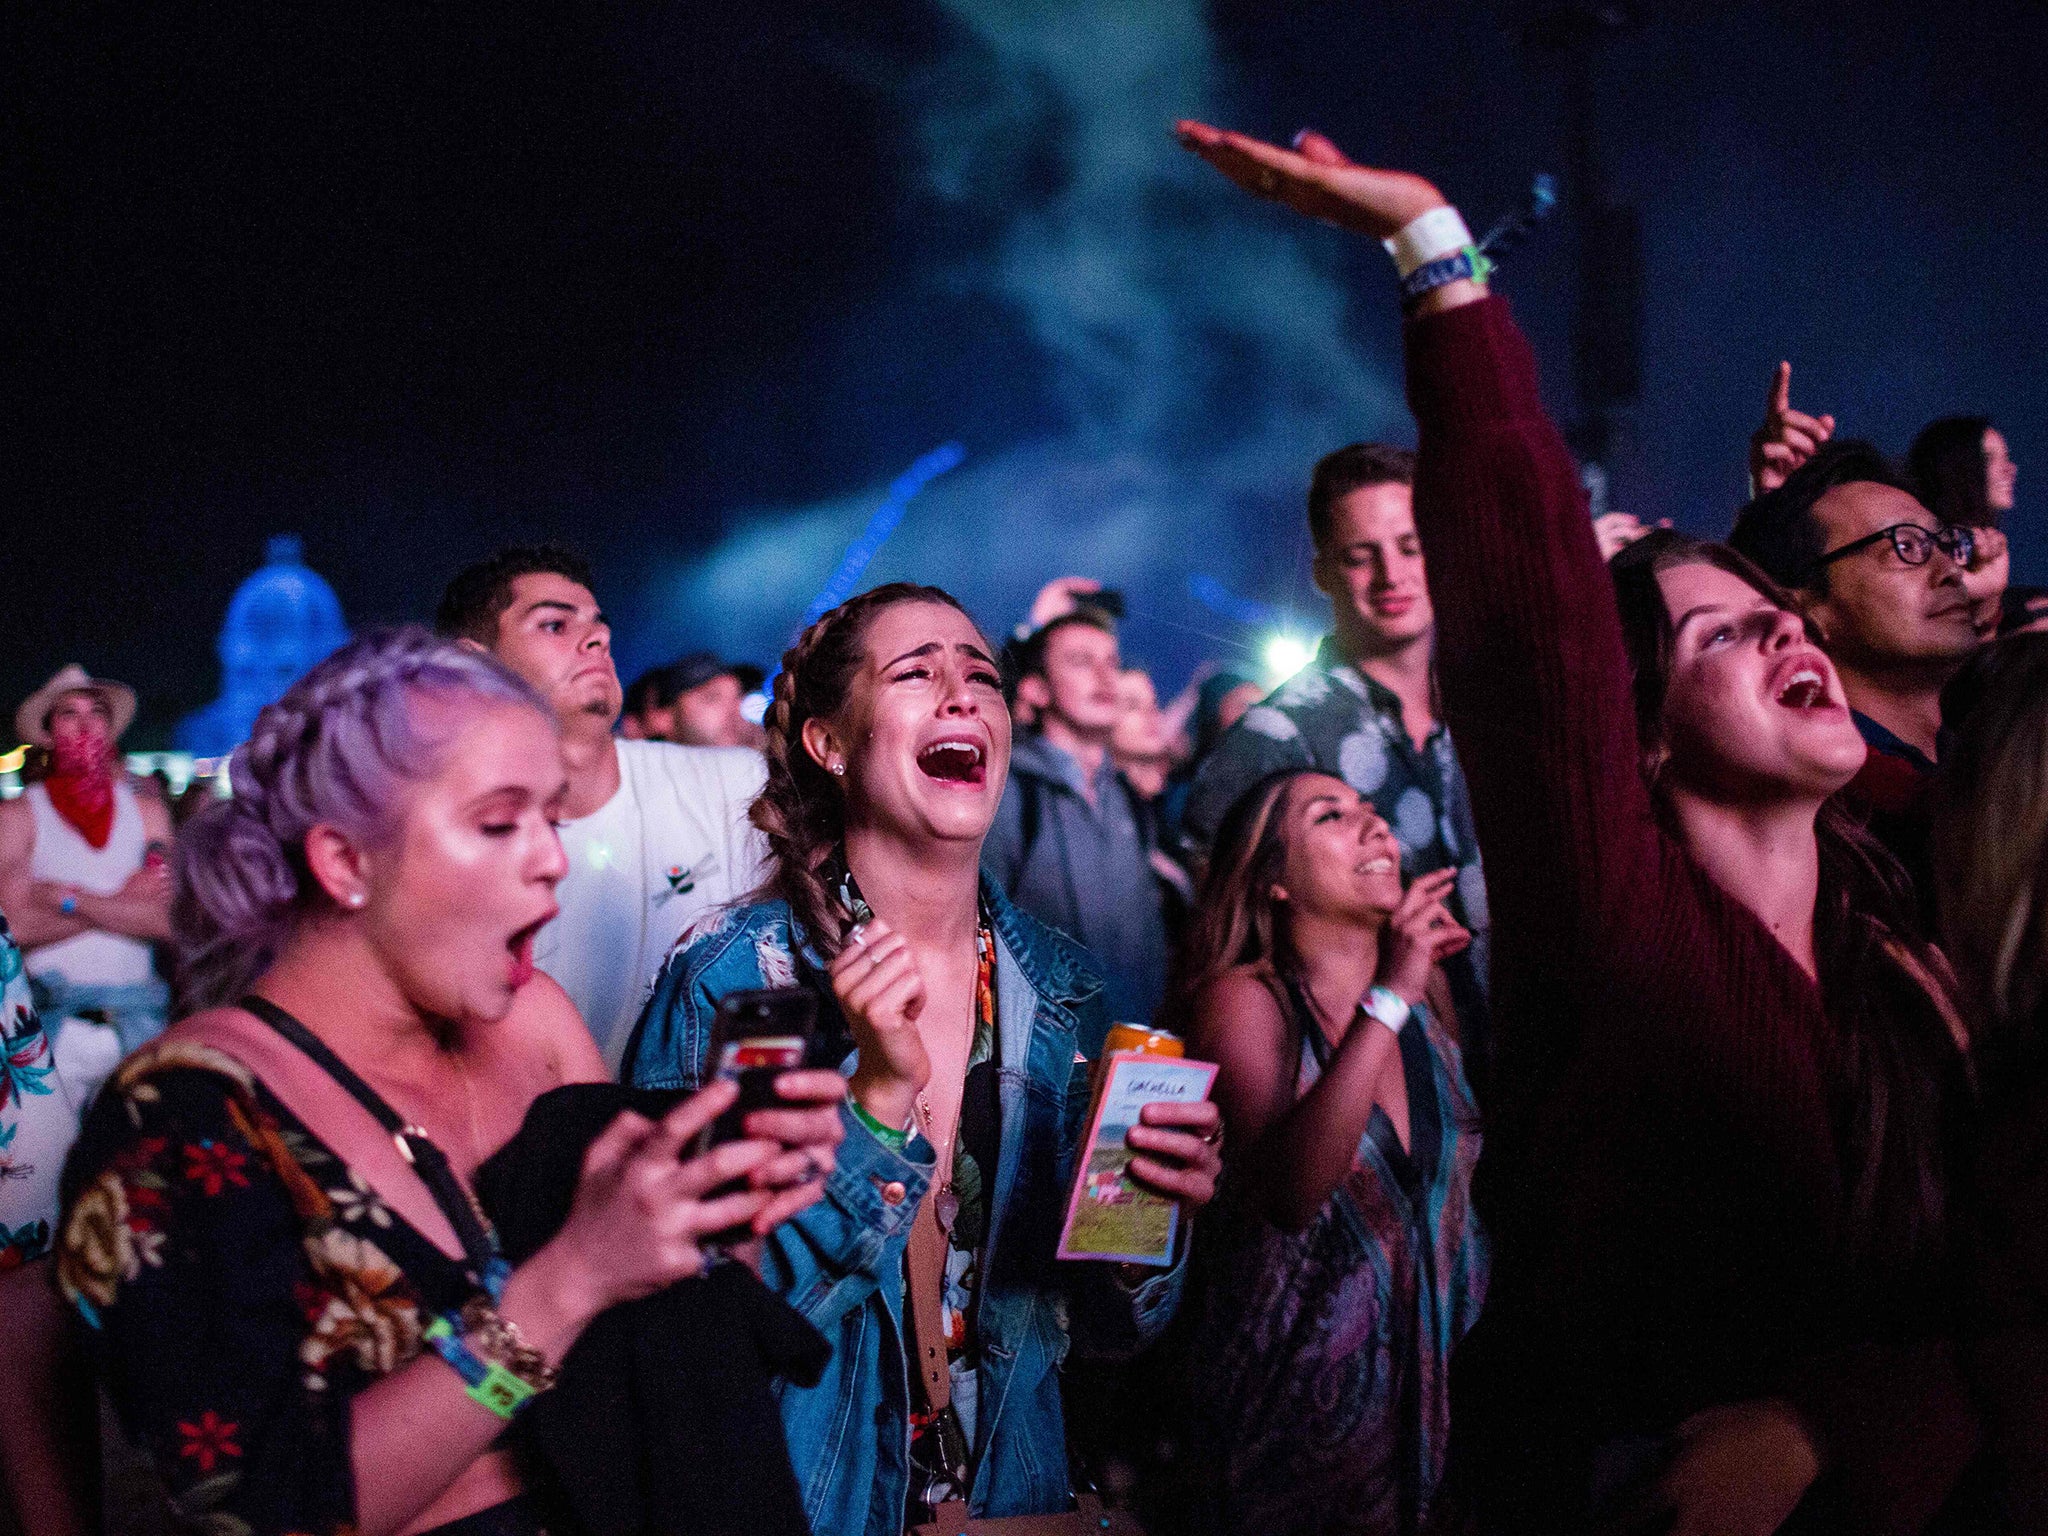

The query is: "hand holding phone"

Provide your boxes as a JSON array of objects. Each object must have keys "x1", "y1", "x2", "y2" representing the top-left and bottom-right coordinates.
[{"x1": 700, "y1": 986, "x2": 821, "y2": 1154}]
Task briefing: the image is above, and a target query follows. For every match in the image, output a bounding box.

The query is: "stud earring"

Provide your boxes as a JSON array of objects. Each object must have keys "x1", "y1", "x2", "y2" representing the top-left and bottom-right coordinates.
[
  {"x1": 830, "y1": 763, "x2": 846, "y2": 777},
  {"x1": 347, "y1": 891, "x2": 366, "y2": 909}
]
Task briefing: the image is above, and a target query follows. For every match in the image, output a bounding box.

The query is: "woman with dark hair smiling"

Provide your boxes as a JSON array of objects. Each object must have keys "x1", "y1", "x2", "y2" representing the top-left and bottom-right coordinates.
[
  {"x1": 1177, "y1": 123, "x2": 1978, "y2": 1534},
  {"x1": 627, "y1": 582, "x2": 1222, "y2": 1536},
  {"x1": 1168, "y1": 769, "x2": 1483, "y2": 1536}
]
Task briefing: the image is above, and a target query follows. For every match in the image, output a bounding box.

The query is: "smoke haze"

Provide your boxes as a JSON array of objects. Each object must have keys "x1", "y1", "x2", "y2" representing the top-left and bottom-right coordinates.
[{"x1": 635, "y1": 0, "x2": 1404, "y2": 682}]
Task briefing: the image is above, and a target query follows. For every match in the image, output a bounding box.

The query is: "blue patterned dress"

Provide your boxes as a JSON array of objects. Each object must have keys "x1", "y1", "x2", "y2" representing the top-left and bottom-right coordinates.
[{"x1": 1186, "y1": 986, "x2": 1486, "y2": 1536}]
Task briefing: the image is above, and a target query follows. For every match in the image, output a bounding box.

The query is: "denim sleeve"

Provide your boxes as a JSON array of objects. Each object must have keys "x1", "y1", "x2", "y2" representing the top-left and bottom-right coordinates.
[
  {"x1": 624, "y1": 931, "x2": 730, "y2": 1092},
  {"x1": 758, "y1": 1105, "x2": 936, "y2": 1333},
  {"x1": 1054, "y1": 1034, "x2": 1186, "y2": 1360}
]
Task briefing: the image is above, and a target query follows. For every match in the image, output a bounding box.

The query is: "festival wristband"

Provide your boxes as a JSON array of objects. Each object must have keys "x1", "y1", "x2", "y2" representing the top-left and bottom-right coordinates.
[
  {"x1": 424, "y1": 1314, "x2": 539, "y2": 1420},
  {"x1": 1400, "y1": 246, "x2": 1493, "y2": 307},
  {"x1": 850, "y1": 1096, "x2": 913, "y2": 1150},
  {"x1": 1361, "y1": 986, "x2": 1412, "y2": 1036},
  {"x1": 1381, "y1": 205, "x2": 1475, "y2": 277}
]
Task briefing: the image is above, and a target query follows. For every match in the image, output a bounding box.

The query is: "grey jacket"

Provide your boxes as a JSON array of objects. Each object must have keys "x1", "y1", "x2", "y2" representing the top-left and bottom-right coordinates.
[{"x1": 982, "y1": 733, "x2": 1169, "y2": 1049}]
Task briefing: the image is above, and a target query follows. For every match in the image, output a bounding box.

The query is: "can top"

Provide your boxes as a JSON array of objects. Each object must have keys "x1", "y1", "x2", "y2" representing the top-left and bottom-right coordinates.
[{"x1": 1101, "y1": 1022, "x2": 1183, "y2": 1059}]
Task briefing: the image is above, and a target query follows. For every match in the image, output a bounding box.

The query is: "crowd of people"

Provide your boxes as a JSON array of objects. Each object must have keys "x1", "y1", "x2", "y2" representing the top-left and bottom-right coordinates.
[{"x1": 0, "y1": 107, "x2": 2041, "y2": 1536}]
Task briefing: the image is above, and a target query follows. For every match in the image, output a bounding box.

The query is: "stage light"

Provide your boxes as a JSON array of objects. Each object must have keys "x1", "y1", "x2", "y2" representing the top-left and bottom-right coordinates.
[{"x1": 1262, "y1": 634, "x2": 1313, "y2": 683}]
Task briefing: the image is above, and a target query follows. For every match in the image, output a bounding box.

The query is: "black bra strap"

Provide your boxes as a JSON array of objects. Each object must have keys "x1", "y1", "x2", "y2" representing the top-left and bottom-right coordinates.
[
  {"x1": 1278, "y1": 972, "x2": 1336, "y2": 1072},
  {"x1": 237, "y1": 994, "x2": 503, "y2": 1287}
]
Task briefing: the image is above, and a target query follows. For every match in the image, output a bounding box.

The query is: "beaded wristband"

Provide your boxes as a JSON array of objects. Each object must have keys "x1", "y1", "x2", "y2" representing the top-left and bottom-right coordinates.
[
  {"x1": 849, "y1": 1097, "x2": 912, "y2": 1151},
  {"x1": 424, "y1": 1314, "x2": 538, "y2": 1420},
  {"x1": 1399, "y1": 246, "x2": 1493, "y2": 308}
]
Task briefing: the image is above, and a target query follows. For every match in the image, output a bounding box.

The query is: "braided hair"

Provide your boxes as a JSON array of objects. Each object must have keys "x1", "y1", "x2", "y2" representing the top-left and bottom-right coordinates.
[
  {"x1": 751, "y1": 582, "x2": 982, "y2": 957},
  {"x1": 173, "y1": 626, "x2": 552, "y2": 1015}
]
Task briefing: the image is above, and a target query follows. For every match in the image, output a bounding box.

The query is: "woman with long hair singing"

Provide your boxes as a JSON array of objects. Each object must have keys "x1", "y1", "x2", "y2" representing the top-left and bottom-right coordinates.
[
  {"x1": 627, "y1": 582, "x2": 1222, "y2": 1536},
  {"x1": 1177, "y1": 123, "x2": 1978, "y2": 1534},
  {"x1": 1170, "y1": 769, "x2": 1484, "y2": 1536}
]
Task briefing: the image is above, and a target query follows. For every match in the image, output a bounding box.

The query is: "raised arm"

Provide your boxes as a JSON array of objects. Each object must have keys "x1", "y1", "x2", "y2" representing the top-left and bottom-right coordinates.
[{"x1": 1177, "y1": 123, "x2": 1661, "y2": 965}]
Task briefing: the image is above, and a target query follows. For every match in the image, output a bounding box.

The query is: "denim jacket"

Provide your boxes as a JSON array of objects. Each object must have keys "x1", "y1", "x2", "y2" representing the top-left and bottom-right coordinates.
[{"x1": 623, "y1": 878, "x2": 1186, "y2": 1536}]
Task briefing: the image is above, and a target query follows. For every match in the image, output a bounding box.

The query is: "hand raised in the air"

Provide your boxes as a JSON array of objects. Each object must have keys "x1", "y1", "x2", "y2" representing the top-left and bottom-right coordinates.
[
  {"x1": 1748, "y1": 362, "x2": 1836, "y2": 495},
  {"x1": 1174, "y1": 121, "x2": 1447, "y2": 242}
]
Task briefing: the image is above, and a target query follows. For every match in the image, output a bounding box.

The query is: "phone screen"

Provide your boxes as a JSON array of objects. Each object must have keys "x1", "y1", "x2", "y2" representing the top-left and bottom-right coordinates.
[{"x1": 700, "y1": 987, "x2": 819, "y2": 1154}]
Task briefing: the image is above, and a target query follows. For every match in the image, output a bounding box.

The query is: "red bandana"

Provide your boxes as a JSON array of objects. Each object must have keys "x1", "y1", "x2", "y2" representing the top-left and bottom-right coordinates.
[{"x1": 46, "y1": 740, "x2": 116, "y2": 850}]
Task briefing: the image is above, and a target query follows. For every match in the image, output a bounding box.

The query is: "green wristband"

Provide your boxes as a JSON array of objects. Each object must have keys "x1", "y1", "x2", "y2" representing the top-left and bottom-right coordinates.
[
  {"x1": 423, "y1": 1314, "x2": 538, "y2": 1421},
  {"x1": 849, "y1": 1097, "x2": 911, "y2": 1150}
]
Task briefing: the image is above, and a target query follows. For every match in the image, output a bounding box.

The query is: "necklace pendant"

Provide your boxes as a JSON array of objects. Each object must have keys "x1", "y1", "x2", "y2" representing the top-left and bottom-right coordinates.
[{"x1": 934, "y1": 1187, "x2": 960, "y2": 1233}]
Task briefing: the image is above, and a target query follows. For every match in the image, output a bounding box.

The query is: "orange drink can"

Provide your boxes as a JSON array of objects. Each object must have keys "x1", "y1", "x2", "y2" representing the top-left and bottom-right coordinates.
[{"x1": 1101, "y1": 1023, "x2": 1184, "y2": 1060}]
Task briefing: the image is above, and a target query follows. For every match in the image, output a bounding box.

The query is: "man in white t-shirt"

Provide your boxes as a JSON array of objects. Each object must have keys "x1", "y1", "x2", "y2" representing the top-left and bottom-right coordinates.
[{"x1": 438, "y1": 546, "x2": 767, "y2": 1069}]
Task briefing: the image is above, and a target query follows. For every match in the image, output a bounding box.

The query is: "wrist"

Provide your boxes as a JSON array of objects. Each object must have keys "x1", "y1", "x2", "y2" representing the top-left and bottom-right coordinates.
[
  {"x1": 848, "y1": 1069, "x2": 919, "y2": 1132},
  {"x1": 500, "y1": 1242, "x2": 603, "y2": 1357},
  {"x1": 1358, "y1": 985, "x2": 1413, "y2": 1034}
]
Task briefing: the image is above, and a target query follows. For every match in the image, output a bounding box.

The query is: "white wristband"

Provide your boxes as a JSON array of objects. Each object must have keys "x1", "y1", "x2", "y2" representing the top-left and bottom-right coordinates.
[
  {"x1": 1381, "y1": 206, "x2": 1474, "y2": 278},
  {"x1": 1361, "y1": 985, "x2": 1412, "y2": 1035}
]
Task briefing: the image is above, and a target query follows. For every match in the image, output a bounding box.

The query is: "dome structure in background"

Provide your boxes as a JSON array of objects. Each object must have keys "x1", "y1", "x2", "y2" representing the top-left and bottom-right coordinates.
[{"x1": 175, "y1": 535, "x2": 350, "y2": 757}]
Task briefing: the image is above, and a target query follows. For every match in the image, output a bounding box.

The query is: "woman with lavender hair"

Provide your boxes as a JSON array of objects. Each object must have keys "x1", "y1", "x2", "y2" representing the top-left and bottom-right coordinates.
[{"x1": 56, "y1": 627, "x2": 845, "y2": 1536}]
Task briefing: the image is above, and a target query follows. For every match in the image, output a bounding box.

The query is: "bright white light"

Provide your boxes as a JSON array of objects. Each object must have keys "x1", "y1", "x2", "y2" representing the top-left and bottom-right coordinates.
[
  {"x1": 1261, "y1": 634, "x2": 1313, "y2": 684},
  {"x1": 740, "y1": 691, "x2": 769, "y2": 726}
]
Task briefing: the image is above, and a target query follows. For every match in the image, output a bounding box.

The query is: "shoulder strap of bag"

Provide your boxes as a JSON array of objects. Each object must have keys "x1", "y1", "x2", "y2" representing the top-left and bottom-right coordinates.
[
  {"x1": 169, "y1": 1006, "x2": 469, "y2": 1260},
  {"x1": 906, "y1": 1196, "x2": 952, "y2": 1413},
  {"x1": 905, "y1": 1194, "x2": 973, "y2": 1489},
  {"x1": 233, "y1": 995, "x2": 504, "y2": 1291}
]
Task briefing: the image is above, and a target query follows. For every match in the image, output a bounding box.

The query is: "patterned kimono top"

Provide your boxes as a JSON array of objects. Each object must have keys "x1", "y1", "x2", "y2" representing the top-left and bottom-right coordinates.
[
  {"x1": 0, "y1": 912, "x2": 80, "y2": 1268},
  {"x1": 1185, "y1": 995, "x2": 1487, "y2": 1536},
  {"x1": 57, "y1": 1040, "x2": 486, "y2": 1536}
]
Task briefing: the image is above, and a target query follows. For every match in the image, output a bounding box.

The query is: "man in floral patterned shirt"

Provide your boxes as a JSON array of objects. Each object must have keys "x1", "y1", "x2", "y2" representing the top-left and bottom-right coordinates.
[{"x1": 1183, "y1": 444, "x2": 1491, "y2": 1069}]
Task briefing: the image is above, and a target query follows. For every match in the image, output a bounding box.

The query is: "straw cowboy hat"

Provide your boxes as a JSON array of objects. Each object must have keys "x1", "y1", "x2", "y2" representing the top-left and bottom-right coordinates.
[{"x1": 14, "y1": 665, "x2": 139, "y2": 748}]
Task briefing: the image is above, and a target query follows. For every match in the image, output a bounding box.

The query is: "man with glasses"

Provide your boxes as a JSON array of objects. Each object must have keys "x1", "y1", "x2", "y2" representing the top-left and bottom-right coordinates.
[{"x1": 1731, "y1": 440, "x2": 1984, "y2": 919}]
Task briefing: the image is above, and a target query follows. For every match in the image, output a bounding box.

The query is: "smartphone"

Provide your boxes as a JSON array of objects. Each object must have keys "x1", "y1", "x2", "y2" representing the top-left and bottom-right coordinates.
[
  {"x1": 699, "y1": 986, "x2": 819, "y2": 1154},
  {"x1": 1084, "y1": 587, "x2": 1126, "y2": 620}
]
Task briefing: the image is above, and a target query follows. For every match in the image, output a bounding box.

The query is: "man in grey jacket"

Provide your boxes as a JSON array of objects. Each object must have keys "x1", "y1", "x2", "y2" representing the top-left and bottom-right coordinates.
[{"x1": 982, "y1": 609, "x2": 1169, "y2": 1054}]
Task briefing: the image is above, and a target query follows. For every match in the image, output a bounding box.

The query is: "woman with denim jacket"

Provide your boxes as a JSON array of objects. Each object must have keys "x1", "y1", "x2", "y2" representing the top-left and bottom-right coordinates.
[{"x1": 626, "y1": 582, "x2": 1223, "y2": 1536}]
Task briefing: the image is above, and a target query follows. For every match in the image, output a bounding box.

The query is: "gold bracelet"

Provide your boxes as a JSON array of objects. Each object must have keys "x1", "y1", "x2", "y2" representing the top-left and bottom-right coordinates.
[{"x1": 458, "y1": 1295, "x2": 559, "y2": 1394}]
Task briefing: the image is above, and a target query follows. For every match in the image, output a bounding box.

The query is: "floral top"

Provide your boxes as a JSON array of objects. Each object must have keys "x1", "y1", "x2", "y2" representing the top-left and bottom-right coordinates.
[
  {"x1": 0, "y1": 911, "x2": 84, "y2": 1269},
  {"x1": 57, "y1": 1041, "x2": 481, "y2": 1536},
  {"x1": 907, "y1": 917, "x2": 1000, "y2": 1521},
  {"x1": 1181, "y1": 637, "x2": 1489, "y2": 982}
]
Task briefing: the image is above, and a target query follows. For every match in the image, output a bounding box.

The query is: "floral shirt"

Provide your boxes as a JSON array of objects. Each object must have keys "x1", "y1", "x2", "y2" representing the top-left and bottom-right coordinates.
[
  {"x1": 57, "y1": 1041, "x2": 481, "y2": 1536},
  {"x1": 907, "y1": 919, "x2": 1000, "y2": 1522},
  {"x1": 1182, "y1": 638, "x2": 1493, "y2": 1074},
  {"x1": 0, "y1": 911, "x2": 87, "y2": 1269}
]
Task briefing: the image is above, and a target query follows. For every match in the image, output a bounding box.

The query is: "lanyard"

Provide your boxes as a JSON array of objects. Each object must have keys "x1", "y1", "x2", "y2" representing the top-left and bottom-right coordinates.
[{"x1": 237, "y1": 994, "x2": 509, "y2": 1299}]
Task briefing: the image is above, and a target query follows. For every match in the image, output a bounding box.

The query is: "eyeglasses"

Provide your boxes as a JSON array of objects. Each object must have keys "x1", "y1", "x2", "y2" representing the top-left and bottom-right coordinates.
[{"x1": 1807, "y1": 521, "x2": 1975, "y2": 579}]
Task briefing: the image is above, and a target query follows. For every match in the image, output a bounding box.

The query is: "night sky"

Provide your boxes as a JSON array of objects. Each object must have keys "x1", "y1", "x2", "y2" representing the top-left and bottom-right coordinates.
[{"x1": 10, "y1": 1, "x2": 2045, "y2": 744}]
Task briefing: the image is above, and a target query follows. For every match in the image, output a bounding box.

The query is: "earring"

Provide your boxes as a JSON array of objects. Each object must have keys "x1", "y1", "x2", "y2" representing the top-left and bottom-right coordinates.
[
  {"x1": 346, "y1": 891, "x2": 366, "y2": 909},
  {"x1": 830, "y1": 762, "x2": 846, "y2": 777}
]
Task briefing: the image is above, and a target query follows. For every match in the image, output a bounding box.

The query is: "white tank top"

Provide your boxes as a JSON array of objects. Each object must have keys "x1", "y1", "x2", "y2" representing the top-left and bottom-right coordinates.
[{"x1": 24, "y1": 780, "x2": 156, "y2": 987}]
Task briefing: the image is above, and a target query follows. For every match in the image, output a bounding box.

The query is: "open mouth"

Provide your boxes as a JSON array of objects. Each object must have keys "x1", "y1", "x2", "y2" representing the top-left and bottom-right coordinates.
[
  {"x1": 506, "y1": 913, "x2": 551, "y2": 987},
  {"x1": 1355, "y1": 855, "x2": 1397, "y2": 876},
  {"x1": 1775, "y1": 667, "x2": 1830, "y2": 710},
  {"x1": 917, "y1": 738, "x2": 987, "y2": 787}
]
